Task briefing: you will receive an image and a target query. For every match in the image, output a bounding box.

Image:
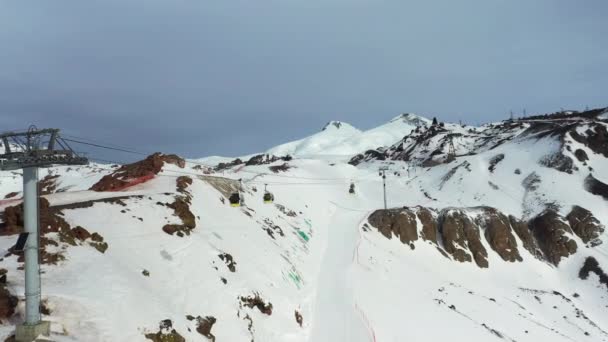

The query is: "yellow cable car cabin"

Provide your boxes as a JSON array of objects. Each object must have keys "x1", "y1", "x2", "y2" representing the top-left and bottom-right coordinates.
[
  {"x1": 229, "y1": 192, "x2": 241, "y2": 207},
  {"x1": 263, "y1": 191, "x2": 274, "y2": 204}
]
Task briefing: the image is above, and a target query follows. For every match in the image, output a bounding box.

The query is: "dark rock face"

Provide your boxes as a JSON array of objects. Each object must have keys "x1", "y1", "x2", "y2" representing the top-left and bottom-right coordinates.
[
  {"x1": 245, "y1": 154, "x2": 292, "y2": 166},
  {"x1": 488, "y1": 154, "x2": 505, "y2": 173},
  {"x1": 566, "y1": 206, "x2": 604, "y2": 246},
  {"x1": 579, "y1": 257, "x2": 608, "y2": 290},
  {"x1": 348, "y1": 149, "x2": 386, "y2": 166},
  {"x1": 584, "y1": 174, "x2": 608, "y2": 200},
  {"x1": 368, "y1": 209, "x2": 419, "y2": 249},
  {"x1": 91, "y1": 153, "x2": 185, "y2": 191},
  {"x1": 571, "y1": 124, "x2": 608, "y2": 158},
  {"x1": 240, "y1": 293, "x2": 273, "y2": 315},
  {"x1": 438, "y1": 210, "x2": 473, "y2": 264},
  {"x1": 529, "y1": 210, "x2": 577, "y2": 265},
  {"x1": 0, "y1": 270, "x2": 17, "y2": 319},
  {"x1": 195, "y1": 316, "x2": 216, "y2": 342},
  {"x1": 476, "y1": 208, "x2": 522, "y2": 262},
  {"x1": 145, "y1": 319, "x2": 185, "y2": 342},
  {"x1": 574, "y1": 149, "x2": 589, "y2": 162},
  {"x1": 367, "y1": 205, "x2": 596, "y2": 268},
  {"x1": 416, "y1": 207, "x2": 437, "y2": 244},
  {"x1": 0, "y1": 198, "x2": 106, "y2": 262},
  {"x1": 539, "y1": 153, "x2": 574, "y2": 174},
  {"x1": 509, "y1": 215, "x2": 543, "y2": 259}
]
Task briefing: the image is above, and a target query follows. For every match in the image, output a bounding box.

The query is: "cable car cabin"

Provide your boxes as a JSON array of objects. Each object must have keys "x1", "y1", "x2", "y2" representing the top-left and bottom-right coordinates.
[
  {"x1": 229, "y1": 192, "x2": 241, "y2": 207},
  {"x1": 349, "y1": 183, "x2": 356, "y2": 195},
  {"x1": 263, "y1": 192, "x2": 274, "y2": 204}
]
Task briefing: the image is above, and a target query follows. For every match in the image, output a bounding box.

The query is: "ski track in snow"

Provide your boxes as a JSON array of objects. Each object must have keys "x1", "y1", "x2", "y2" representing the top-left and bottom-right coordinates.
[{"x1": 309, "y1": 203, "x2": 373, "y2": 342}]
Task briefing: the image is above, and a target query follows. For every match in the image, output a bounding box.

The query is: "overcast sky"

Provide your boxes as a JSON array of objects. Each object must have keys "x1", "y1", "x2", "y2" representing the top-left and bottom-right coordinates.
[{"x1": 0, "y1": 0, "x2": 606, "y2": 161}]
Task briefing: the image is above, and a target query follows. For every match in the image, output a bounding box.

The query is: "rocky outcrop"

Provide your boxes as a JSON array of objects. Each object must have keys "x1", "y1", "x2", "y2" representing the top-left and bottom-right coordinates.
[
  {"x1": 188, "y1": 315, "x2": 216, "y2": 341},
  {"x1": 0, "y1": 270, "x2": 17, "y2": 320},
  {"x1": 439, "y1": 209, "x2": 488, "y2": 268},
  {"x1": 509, "y1": 215, "x2": 543, "y2": 259},
  {"x1": 145, "y1": 319, "x2": 185, "y2": 342},
  {"x1": 529, "y1": 210, "x2": 577, "y2": 265},
  {"x1": 416, "y1": 207, "x2": 437, "y2": 244},
  {"x1": 0, "y1": 198, "x2": 107, "y2": 263},
  {"x1": 240, "y1": 293, "x2": 273, "y2": 315},
  {"x1": 91, "y1": 153, "x2": 185, "y2": 191},
  {"x1": 574, "y1": 149, "x2": 589, "y2": 162},
  {"x1": 368, "y1": 209, "x2": 418, "y2": 249},
  {"x1": 584, "y1": 174, "x2": 608, "y2": 200},
  {"x1": 579, "y1": 257, "x2": 608, "y2": 290},
  {"x1": 570, "y1": 123, "x2": 608, "y2": 158},
  {"x1": 488, "y1": 154, "x2": 504, "y2": 173},
  {"x1": 475, "y1": 208, "x2": 522, "y2": 262},
  {"x1": 245, "y1": 154, "x2": 292, "y2": 166},
  {"x1": 539, "y1": 153, "x2": 574, "y2": 174},
  {"x1": 566, "y1": 205, "x2": 604, "y2": 246},
  {"x1": 368, "y1": 205, "x2": 602, "y2": 268},
  {"x1": 162, "y1": 177, "x2": 196, "y2": 237}
]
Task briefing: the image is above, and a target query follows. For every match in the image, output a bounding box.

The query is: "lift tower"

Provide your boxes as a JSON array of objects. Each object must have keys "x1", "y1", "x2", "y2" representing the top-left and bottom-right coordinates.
[{"x1": 0, "y1": 127, "x2": 87, "y2": 342}]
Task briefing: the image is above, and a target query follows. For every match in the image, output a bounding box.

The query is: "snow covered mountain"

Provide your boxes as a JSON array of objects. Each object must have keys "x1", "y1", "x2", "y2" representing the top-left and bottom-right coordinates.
[
  {"x1": 0, "y1": 108, "x2": 607, "y2": 342},
  {"x1": 267, "y1": 113, "x2": 429, "y2": 158}
]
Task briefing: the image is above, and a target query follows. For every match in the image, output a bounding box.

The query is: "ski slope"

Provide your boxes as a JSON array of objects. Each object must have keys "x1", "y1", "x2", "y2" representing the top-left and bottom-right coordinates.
[
  {"x1": 309, "y1": 203, "x2": 372, "y2": 342},
  {"x1": 0, "y1": 110, "x2": 606, "y2": 341}
]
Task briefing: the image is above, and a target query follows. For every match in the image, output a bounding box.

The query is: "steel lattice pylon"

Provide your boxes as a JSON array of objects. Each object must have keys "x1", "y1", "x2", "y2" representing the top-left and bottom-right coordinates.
[{"x1": 0, "y1": 126, "x2": 87, "y2": 341}]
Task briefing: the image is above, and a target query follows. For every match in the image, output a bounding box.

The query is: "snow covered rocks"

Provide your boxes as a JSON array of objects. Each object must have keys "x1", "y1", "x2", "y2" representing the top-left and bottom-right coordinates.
[
  {"x1": 91, "y1": 152, "x2": 185, "y2": 191},
  {"x1": 367, "y1": 205, "x2": 604, "y2": 267}
]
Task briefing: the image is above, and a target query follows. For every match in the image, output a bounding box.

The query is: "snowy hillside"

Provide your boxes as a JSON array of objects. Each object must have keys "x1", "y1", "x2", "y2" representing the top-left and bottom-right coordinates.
[{"x1": 0, "y1": 108, "x2": 607, "y2": 341}]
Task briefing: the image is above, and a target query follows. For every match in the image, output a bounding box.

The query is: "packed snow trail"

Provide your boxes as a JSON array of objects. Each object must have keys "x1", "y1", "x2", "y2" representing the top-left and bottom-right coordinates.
[{"x1": 309, "y1": 203, "x2": 372, "y2": 342}]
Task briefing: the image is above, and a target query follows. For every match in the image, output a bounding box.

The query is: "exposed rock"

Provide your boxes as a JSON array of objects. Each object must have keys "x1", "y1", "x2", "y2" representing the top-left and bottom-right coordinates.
[
  {"x1": 240, "y1": 293, "x2": 273, "y2": 315},
  {"x1": 0, "y1": 286, "x2": 17, "y2": 319},
  {"x1": 438, "y1": 210, "x2": 474, "y2": 264},
  {"x1": 529, "y1": 210, "x2": 577, "y2": 265},
  {"x1": 574, "y1": 149, "x2": 589, "y2": 162},
  {"x1": 570, "y1": 123, "x2": 608, "y2": 158},
  {"x1": 39, "y1": 174, "x2": 60, "y2": 195},
  {"x1": 584, "y1": 174, "x2": 608, "y2": 200},
  {"x1": 3, "y1": 192, "x2": 18, "y2": 199},
  {"x1": 368, "y1": 209, "x2": 418, "y2": 248},
  {"x1": 145, "y1": 319, "x2": 185, "y2": 342},
  {"x1": 476, "y1": 208, "x2": 522, "y2": 262},
  {"x1": 579, "y1": 257, "x2": 608, "y2": 290},
  {"x1": 1, "y1": 198, "x2": 105, "y2": 261},
  {"x1": 269, "y1": 163, "x2": 292, "y2": 173},
  {"x1": 566, "y1": 205, "x2": 604, "y2": 246},
  {"x1": 488, "y1": 154, "x2": 505, "y2": 173},
  {"x1": 91, "y1": 153, "x2": 185, "y2": 191},
  {"x1": 416, "y1": 207, "x2": 437, "y2": 244},
  {"x1": 539, "y1": 153, "x2": 574, "y2": 174},
  {"x1": 348, "y1": 149, "x2": 386, "y2": 166},
  {"x1": 245, "y1": 154, "x2": 292, "y2": 166},
  {"x1": 167, "y1": 198, "x2": 195, "y2": 229},
  {"x1": 215, "y1": 158, "x2": 243, "y2": 171},
  {"x1": 509, "y1": 215, "x2": 543, "y2": 259},
  {"x1": 218, "y1": 253, "x2": 237, "y2": 272},
  {"x1": 195, "y1": 316, "x2": 216, "y2": 341},
  {"x1": 71, "y1": 226, "x2": 91, "y2": 241},
  {"x1": 295, "y1": 310, "x2": 303, "y2": 327}
]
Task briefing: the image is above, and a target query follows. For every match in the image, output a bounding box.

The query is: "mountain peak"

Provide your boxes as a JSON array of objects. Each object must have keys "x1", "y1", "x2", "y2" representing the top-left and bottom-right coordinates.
[
  {"x1": 389, "y1": 113, "x2": 431, "y2": 126},
  {"x1": 321, "y1": 121, "x2": 352, "y2": 131}
]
